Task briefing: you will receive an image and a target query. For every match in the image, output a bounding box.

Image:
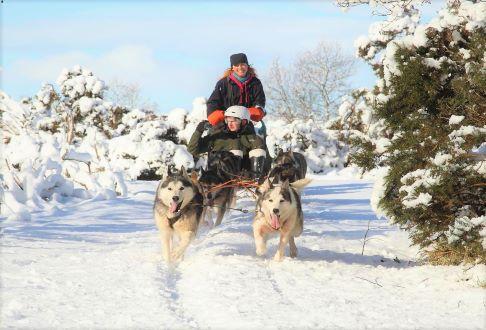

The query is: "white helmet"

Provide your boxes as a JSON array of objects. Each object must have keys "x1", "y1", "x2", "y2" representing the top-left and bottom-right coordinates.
[{"x1": 225, "y1": 105, "x2": 251, "y2": 121}]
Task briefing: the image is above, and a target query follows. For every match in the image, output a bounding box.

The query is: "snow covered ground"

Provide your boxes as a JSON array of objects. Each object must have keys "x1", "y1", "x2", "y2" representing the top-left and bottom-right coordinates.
[{"x1": 1, "y1": 175, "x2": 484, "y2": 329}]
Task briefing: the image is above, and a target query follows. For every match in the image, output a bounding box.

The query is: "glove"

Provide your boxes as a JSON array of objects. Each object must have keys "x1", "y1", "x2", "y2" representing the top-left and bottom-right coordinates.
[
  {"x1": 249, "y1": 107, "x2": 264, "y2": 122},
  {"x1": 196, "y1": 120, "x2": 210, "y2": 133},
  {"x1": 207, "y1": 110, "x2": 225, "y2": 126}
]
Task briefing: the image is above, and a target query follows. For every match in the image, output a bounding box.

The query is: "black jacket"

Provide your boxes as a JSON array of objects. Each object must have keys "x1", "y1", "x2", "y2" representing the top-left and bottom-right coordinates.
[{"x1": 206, "y1": 75, "x2": 266, "y2": 117}]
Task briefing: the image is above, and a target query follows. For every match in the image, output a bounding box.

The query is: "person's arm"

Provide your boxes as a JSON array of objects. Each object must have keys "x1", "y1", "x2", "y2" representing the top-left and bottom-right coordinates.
[
  {"x1": 249, "y1": 79, "x2": 266, "y2": 121},
  {"x1": 187, "y1": 121, "x2": 211, "y2": 156},
  {"x1": 207, "y1": 79, "x2": 226, "y2": 125},
  {"x1": 253, "y1": 79, "x2": 266, "y2": 110}
]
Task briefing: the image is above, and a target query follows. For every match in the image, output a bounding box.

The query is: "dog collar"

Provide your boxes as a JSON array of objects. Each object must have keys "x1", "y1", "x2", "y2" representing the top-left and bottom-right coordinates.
[{"x1": 167, "y1": 210, "x2": 183, "y2": 228}]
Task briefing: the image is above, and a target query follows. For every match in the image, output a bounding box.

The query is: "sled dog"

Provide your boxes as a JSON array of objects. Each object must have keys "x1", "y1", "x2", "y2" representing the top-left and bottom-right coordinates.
[
  {"x1": 198, "y1": 151, "x2": 240, "y2": 226},
  {"x1": 269, "y1": 150, "x2": 307, "y2": 184},
  {"x1": 154, "y1": 167, "x2": 204, "y2": 263},
  {"x1": 253, "y1": 178, "x2": 311, "y2": 261}
]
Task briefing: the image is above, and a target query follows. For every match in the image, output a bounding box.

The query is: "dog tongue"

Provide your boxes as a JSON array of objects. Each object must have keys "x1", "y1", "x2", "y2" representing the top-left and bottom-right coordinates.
[
  {"x1": 169, "y1": 201, "x2": 179, "y2": 213},
  {"x1": 270, "y1": 214, "x2": 280, "y2": 229}
]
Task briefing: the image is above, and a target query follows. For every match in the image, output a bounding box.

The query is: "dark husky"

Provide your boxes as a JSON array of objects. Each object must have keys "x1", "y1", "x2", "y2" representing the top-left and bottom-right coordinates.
[
  {"x1": 199, "y1": 151, "x2": 241, "y2": 226},
  {"x1": 154, "y1": 167, "x2": 204, "y2": 263},
  {"x1": 268, "y1": 150, "x2": 307, "y2": 184}
]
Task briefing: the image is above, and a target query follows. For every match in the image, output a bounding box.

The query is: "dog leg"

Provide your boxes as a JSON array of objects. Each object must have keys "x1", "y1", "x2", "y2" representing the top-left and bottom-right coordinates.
[
  {"x1": 214, "y1": 205, "x2": 226, "y2": 226},
  {"x1": 274, "y1": 233, "x2": 290, "y2": 262},
  {"x1": 253, "y1": 225, "x2": 267, "y2": 256},
  {"x1": 161, "y1": 231, "x2": 172, "y2": 263},
  {"x1": 170, "y1": 231, "x2": 194, "y2": 262},
  {"x1": 289, "y1": 236, "x2": 298, "y2": 258}
]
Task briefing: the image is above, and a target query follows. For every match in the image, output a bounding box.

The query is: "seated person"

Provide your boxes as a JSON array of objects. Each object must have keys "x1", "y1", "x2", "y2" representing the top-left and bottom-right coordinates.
[{"x1": 188, "y1": 105, "x2": 266, "y2": 179}]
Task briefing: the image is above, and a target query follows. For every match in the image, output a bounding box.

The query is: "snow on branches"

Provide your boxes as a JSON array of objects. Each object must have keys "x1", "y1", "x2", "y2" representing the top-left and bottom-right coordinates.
[
  {"x1": 1, "y1": 66, "x2": 194, "y2": 221},
  {"x1": 335, "y1": 0, "x2": 486, "y2": 264}
]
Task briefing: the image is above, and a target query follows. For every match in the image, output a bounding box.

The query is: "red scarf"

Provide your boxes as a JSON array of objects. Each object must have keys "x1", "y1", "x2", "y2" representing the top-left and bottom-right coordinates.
[{"x1": 228, "y1": 74, "x2": 254, "y2": 104}]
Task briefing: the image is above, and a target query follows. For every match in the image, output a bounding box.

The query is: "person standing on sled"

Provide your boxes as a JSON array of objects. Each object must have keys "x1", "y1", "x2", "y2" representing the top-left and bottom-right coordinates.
[
  {"x1": 206, "y1": 53, "x2": 266, "y2": 130},
  {"x1": 188, "y1": 105, "x2": 267, "y2": 179}
]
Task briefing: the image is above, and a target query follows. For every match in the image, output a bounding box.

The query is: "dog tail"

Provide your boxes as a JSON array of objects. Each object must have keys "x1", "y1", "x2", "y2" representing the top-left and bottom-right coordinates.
[{"x1": 290, "y1": 177, "x2": 312, "y2": 192}]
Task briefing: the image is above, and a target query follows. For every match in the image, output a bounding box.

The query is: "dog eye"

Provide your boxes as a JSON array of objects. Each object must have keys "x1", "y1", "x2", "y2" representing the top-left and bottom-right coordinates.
[
  {"x1": 269, "y1": 199, "x2": 273, "y2": 202},
  {"x1": 179, "y1": 187, "x2": 185, "y2": 190},
  {"x1": 280, "y1": 199, "x2": 285, "y2": 203},
  {"x1": 168, "y1": 187, "x2": 172, "y2": 191}
]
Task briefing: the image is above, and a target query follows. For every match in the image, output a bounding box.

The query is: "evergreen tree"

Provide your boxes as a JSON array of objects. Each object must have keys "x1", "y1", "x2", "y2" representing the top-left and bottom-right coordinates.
[{"x1": 337, "y1": 0, "x2": 486, "y2": 264}]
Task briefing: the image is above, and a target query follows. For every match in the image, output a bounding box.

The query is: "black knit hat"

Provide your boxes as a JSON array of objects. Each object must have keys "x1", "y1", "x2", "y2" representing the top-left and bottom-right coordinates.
[{"x1": 230, "y1": 53, "x2": 248, "y2": 66}]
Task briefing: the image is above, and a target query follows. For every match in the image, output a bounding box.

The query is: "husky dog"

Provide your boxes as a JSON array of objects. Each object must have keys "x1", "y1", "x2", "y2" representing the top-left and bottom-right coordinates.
[
  {"x1": 198, "y1": 151, "x2": 240, "y2": 226},
  {"x1": 253, "y1": 178, "x2": 311, "y2": 261},
  {"x1": 268, "y1": 150, "x2": 307, "y2": 184},
  {"x1": 154, "y1": 167, "x2": 204, "y2": 263}
]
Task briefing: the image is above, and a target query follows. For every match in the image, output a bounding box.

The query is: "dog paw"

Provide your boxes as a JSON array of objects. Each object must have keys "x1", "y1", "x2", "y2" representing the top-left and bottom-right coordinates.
[
  {"x1": 170, "y1": 251, "x2": 182, "y2": 262},
  {"x1": 255, "y1": 246, "x2": 267, "y2": 256},
  {"x1": 290, "y1": 248, "x2": 298, "y2": 258},
  {"x1": 273, "y1": 253, "x2": 284, "y2": 262}
]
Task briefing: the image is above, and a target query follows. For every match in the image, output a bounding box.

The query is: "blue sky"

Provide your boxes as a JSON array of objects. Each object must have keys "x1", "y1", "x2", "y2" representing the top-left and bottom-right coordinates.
[{"x1": 1, "y1": 0, "x2": 444, "y2": 113}]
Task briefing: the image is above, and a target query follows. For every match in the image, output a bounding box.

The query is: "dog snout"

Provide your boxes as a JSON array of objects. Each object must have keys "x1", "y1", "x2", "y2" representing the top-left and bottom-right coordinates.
[
  {"x1": 172, "y1": 196, "x2": 179, "y2": 202},
  {"x1": 273, "y1": 208, "x2": 279, "y2": 214}
]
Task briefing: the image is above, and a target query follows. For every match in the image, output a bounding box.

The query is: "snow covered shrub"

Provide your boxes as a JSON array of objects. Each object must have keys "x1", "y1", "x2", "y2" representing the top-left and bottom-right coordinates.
[
  {"x1": 329, "y1": 89, "x2": 392, "y2": 171},
  {"x1": 175, "y1": 97, "x2": 208, "y2": 144},
  {"x1": 337, "y1": 0, "x2": 486, "y2": 264},
  {"x1": 1, "y1": 86, "x2": 127, "y2": 221},
  {"x1": 265, "y1": 117, "x2": 348, "y2": 173},
  {"x1": 56, "y1": 65, "x2": 115, "y2": 142},
  {"x1": 108, "y1": 119, "x2": 194, "y2": 180}
]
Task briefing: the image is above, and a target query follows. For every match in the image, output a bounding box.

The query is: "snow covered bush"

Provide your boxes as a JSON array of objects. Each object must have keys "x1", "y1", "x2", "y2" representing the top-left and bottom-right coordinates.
[
  {"x1": 265, "y1": 117, "x2": 348, "y2": 173},
  {"x1": 108, "y1": 119, "x2": 194, "y2": 180},
  {"x1": 176, "y1": 97, "x2": 207, "y2": 144},
  {"x1": 1, "y1": 92, "x2": 127, "y2": 221},
  {"x1": 329, "y1": 89, "x2": 392, "y2": 171},
  {"x1": 0, "y1": 65, "x2": 197, "y2": 221},
  {"x1": 56, "y1": 65, "x2": 116, "y2": 142},
  {"x1": 336, "y1": 0, "x2": 486, "y2": 264}
]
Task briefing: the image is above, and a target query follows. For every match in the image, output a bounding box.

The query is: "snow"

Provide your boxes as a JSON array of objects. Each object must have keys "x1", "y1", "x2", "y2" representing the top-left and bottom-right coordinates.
[
  {"x1": 369, "y1": 166, "x2": 389, "y2": 219},
  {"x1": 447, "y1": 215, "x2": 486, "y2": 246},
  {"x1": 449, "y1": 114, "x2": 465, "y2": 125},
  {"x1": 1, "y1": 175, "x2": 483, "y2": 328},
  {"x1": 431, "y1": 151, "x2": 453, "y2": 167},
  {"x1": 399, "y1": 169, "x2": 440, "y2": 209},
  {"x1": 166, "y1": 107, "x2": 188, "y2": 131},
  {"x1": 265, "y1": 117, "x2": 347, "y2": 173}
]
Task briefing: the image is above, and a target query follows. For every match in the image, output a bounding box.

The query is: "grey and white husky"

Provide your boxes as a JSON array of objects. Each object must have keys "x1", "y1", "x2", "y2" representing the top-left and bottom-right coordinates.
[
  {"x1": 253, "y1": 178, "x2": 311, "y2": 261},
  {"x1": 154, "y1": 167, "x2": 204, "y2": 263}
]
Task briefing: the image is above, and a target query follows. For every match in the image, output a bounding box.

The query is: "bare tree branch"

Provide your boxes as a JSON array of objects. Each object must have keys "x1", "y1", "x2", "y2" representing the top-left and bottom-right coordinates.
[{"x1": 265, "y1": 42, "x2": 355, "y2": 123}]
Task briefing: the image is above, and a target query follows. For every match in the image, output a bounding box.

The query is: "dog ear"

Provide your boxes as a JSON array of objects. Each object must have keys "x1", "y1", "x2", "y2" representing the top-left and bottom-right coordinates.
[
  {"x1": 190, "y1": 170, "x2": 199, "y2": 183},
  {"x1": 257, "y1": 178, "x2": 273, "y2": 195},
  {"x1": 180, "y1": 166, "x2": 191, "y2": 180},
  {"x1": 281, "y1": 179, "x2": 290, "y2": 191},
  {"x1": 289, "y1": 150, "x2": 296, "y2": 162},
  {"x1": 290, "y1": 178, "x2": 312, "y2": 192},
  {"x1": 161, "y1": 166, "x2": 169, "y2": 181}
]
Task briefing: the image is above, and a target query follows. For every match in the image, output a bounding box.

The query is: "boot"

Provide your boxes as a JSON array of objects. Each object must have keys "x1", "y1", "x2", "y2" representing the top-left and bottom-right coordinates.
[
  {"x1": 249, "y1": 148, "x2": 267, "y2": 180},
  {"x1": 250, "y1": 156, "x2": 265, "y2": 179}
]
